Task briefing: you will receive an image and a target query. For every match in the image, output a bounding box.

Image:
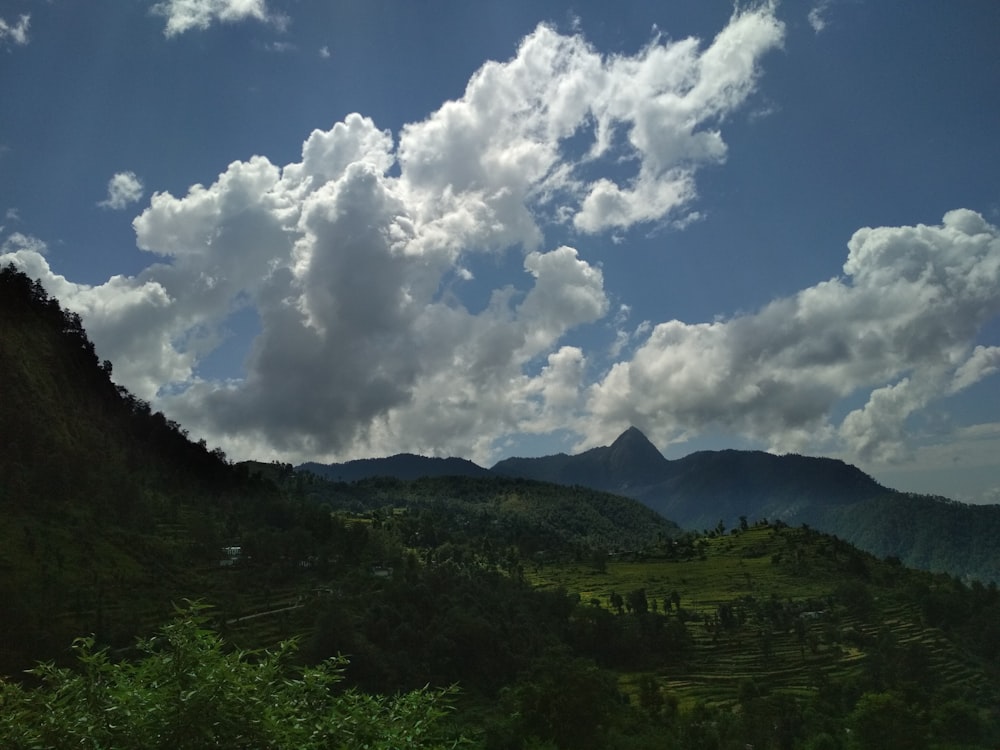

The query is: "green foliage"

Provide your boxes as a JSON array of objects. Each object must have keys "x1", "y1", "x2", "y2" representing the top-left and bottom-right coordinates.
[
  {"x1": 496, "y1": 649, "x2": 621, "y2": 750},
  {"x1": 0, "y1": 604, "x2": 464, "y2": 750},
  {"x1": 847, "y1": 691, "x2": 927, "y2": 750}
]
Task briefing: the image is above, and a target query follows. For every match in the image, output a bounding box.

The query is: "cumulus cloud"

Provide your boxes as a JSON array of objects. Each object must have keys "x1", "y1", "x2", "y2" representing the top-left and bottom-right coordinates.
[
  {"x1": 397, "y1": 8, "x2": 784, "y2": 245},
  {"x1": 585, "y1": 210, "x2": 1000, "y2": 463},
  {"x1": 46, "y1": 11, "x2": 777, "y2": 462},
  {"x1": 151, "y1": 0, "x2": 285, "y2": 37},
  {"x1": 0, "y1": 13, "x2": 29, "y2": 46},
  {"x1": 23, "y1": 9, "x2": 1000, "y2": 470},
  {"x1": 99, "y1": 172, "x2": 145, "y2": 210}
]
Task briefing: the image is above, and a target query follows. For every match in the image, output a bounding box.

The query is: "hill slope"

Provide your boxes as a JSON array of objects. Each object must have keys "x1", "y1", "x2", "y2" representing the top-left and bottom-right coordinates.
[
  {"x1": 285, "y1": 471, "x2": 681, "y2": 553},
  {"x1": 0, "y1": 264, "x2": 323, "y2": 674}
]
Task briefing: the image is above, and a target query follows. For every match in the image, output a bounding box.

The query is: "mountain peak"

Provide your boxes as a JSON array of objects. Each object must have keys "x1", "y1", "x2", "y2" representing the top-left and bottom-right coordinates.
[
  {"x1": 606, "y1": 427, "x2": 668, "y2": 478},
  {"x1": 611, "y1": 426, "x2": 653, "y2": 447}
]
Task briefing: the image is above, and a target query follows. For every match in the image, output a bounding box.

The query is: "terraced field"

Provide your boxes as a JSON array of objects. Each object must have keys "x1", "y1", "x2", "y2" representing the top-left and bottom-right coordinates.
[{"x1": 527, "y1": 524, "x2": 991, "y2": 708}]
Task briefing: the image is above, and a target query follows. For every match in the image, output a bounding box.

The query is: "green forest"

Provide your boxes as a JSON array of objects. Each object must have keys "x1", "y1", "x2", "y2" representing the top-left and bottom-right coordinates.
[{"x1": 3, "y1": 261, "x2": 1000, "y2": 749}]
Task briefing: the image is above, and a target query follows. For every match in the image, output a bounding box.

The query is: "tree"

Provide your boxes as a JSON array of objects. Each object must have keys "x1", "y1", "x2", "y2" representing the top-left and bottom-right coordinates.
[
  {"x1": 626, "y1": 588, "x2": 649, "y2": 616},
  {"x1": 609, "y1": 590, "x2": 624, "y2": 615},
  {"x1": 847, "y1": 691, "x2": 927, "y2": 750},
  {"x1": 0, "y1": 604, "x2": 465, "y2": 750},
  {"x1": 636, "y1": 674, "x2": 665, "y2": 719},
  {"x1": 500, "y1": 649, "x2": 621, "y2": 750}
]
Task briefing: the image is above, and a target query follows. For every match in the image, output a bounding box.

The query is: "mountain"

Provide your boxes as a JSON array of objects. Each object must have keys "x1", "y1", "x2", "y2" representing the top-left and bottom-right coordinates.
[
  {"x1": 493, "y1": 429, "x2": 887, "y2": 527},
  {"x1": 494, "y1": 427, "x2": 1000, "y2": 582},
  {"x1": 632, "y1": 449, "x2": 887, "y2": 529},
  {"x1": 492, "y1": 426, "x2": 669, "y2": 492},
  {"x1": 297, "y1": 426, "x2": 1000, "y2": 582},
  {"x1": 298, "y1": 454, "x2": 492, "y2": 482}
]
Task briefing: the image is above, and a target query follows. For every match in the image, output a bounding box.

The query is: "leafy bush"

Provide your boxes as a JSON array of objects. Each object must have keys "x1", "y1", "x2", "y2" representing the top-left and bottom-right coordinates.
[{"x1": 0, "y1": 604, "x2": 465, "y2": 750}]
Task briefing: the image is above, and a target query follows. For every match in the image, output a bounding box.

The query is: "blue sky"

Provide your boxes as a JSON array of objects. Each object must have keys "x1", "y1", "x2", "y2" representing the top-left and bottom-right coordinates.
[{"x1": 2, "y1": 0, "x2": 999, "y2": 503}]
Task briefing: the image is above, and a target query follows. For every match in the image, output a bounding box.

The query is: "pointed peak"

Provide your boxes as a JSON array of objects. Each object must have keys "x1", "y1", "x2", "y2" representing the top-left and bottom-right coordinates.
[
  {"x1": 611, "y1": 426, "x2": 654, "y2": 448},
  {"x1": 607, "y1": 426, "x2": 667, "y2": 470}
]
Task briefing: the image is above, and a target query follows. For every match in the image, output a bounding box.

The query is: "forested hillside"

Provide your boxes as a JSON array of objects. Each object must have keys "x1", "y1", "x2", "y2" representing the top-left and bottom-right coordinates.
[
  {"x1": 272, "y1": 468, "x2": 681, "y2": 553},
  {"x1": 0, "y1": 264, "x2": 328, "y2": 674},
  {"x1": 4, "y1": 263, "x2": 1000, "y2": 749}
]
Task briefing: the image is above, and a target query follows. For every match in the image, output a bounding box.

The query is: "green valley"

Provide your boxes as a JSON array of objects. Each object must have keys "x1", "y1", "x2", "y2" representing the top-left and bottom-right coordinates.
[{"x1": 3, "y1": 261, "x2": 1000, "y2": 749}]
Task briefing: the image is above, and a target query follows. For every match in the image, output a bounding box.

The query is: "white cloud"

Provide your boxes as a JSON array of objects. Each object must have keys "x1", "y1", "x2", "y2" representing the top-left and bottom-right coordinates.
[
  {"x1": 398, "y1": 8, "x2": 784, "y2": 243},
  {"x1": 1, "y1": 94, "x2": 614, "y2": 461},
  {"x1": 318, "y1": 45, "x2": 330, "y2": 59},
  {"x1": 585, "y1": 210, "x2": 1000, "y2": 463},
  {"x1": 808, "y1": 1, "x2": 832, "y2": 33},
  {"x1": 2, "y1": 232, "x2": 47, "y2": 257},
  {"x1": 950, "y1": 345, "x2": 1000, "y2": 394},
  {"x1": 0, "y1": 14, "x2": 29, "y2": 46},
  {"x1": 23, "y1": 9, "x2": 1000, "y2": 472},
  {"x1": 264, "y1": 40, "x2": 295, "y2": 54},
  {"x1": 151, "y1": 0, "x2": 284, "y2": 37},
  {"x1": 99, "y1": 172, "x2": 145, "y2": 210}
]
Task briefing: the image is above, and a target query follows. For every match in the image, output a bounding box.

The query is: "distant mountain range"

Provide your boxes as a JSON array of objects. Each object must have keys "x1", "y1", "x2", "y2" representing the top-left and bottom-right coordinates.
[
  {"x1": 492, "y1": 427, "x2": 887, "y2": 530},
  {"x1": 297, "y1": 426, "x2": 886, "y2": 529},
  {"x1": 300, "y1": 454, "x2": 492, "y2": 483},
  {"x1": 298, "y1": 427, "x2": 1000, "y2": 582}
]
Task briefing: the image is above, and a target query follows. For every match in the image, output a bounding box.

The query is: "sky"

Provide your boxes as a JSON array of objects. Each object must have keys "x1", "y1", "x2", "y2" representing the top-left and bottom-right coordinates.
[{"x1": 2, "y1": 0, "x2": 999, "y2": 504}]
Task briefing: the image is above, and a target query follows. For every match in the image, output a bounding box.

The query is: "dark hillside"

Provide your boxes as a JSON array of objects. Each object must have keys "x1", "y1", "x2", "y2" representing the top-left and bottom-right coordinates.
[
  {"x1": 0, "y1": 265, "x2": 242, "y2": 517},
  {"x1": 0, "y1": 264, "x2": 315, "y2": 675},
  {"x1": 487, "y1": 451, "x2": 574, "y2": 484},
  {"x1": 300, "y1": 473, "x2": 682, "y2": 553}
]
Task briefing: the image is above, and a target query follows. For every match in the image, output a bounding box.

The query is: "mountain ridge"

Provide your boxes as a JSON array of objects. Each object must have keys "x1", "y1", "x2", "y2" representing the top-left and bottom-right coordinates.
[
  {"x1": 299, "y1": 453, "x2": 492, "y2": 483},
  {"x1": 300, "y1": 426, "x2": 1000, "y2": 582}
]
